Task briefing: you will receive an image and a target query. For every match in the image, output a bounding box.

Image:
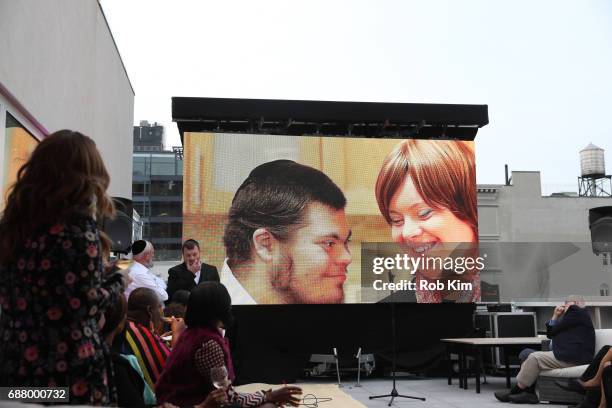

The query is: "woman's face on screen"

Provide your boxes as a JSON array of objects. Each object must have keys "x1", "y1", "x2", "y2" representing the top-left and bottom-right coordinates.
[{"x1": 388, "y1": 176, "x2": 475, "y2": 253}]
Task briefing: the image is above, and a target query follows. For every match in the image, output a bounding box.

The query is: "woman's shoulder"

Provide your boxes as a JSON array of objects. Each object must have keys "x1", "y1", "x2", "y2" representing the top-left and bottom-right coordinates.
[
  {"x1": 200, "y1": 338, "x2": 224, "y2": 352},
  {"x1": 64, "y1": 212, "x2": 98, "y2": 231},
  {"x1": 46, "y1": 215, "x2": 99, "y2": 241}
]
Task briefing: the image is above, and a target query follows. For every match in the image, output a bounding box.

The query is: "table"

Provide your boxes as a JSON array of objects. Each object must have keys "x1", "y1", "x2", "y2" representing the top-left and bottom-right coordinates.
[
  {"x1": 235, "y1": 383, "x2": 367, "y2": 408},
  {"x1": 440, "y1": 337, "x2": 546, "y2": 393}
]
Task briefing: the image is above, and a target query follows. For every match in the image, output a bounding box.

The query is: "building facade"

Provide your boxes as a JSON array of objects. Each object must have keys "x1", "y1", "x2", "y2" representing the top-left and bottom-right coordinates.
[
  {"x1": 133, "y1": 121, "x2": 165, "y2": 152},
  {"x1": 0, "y1": 0, "x2": 134, "y2": 206},
  {"x1": 478, "y1": 171, "x2": 612, "y2": 302},
  {"x1": 132, "y1": 149, "x2": 184, "y2": 261}
]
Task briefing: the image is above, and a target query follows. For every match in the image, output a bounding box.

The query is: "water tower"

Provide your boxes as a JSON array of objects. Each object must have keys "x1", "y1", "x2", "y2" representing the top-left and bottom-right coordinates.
[{"x1": 578, "y1": 143, "x2": 611, "y2": 197}]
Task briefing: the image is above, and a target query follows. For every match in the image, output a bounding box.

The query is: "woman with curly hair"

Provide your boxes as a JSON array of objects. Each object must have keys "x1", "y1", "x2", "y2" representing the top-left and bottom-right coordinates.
[{"x1": 0, "y1": 130, "x2": 124, "y2": 405}]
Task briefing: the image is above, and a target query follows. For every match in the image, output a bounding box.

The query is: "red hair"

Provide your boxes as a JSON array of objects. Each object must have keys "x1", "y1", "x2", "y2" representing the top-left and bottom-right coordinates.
[
  {"x1": 0, "y1": 130, "x2": 115, "y2": 263},
  {"x1": 375, "y1": 140, "x2": 478, "y2": 239}
]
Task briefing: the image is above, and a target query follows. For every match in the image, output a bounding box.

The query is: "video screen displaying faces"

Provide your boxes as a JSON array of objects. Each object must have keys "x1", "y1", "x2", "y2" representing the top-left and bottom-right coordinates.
[{"x1": 183, "y1": 132, "x2": 479, "y2": 304}]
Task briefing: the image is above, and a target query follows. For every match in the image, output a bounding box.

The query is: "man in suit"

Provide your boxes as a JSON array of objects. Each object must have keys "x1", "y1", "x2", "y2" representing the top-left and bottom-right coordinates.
[
  {"x1": 495, "y1": 295, "x2": 595, "y2": 404},
  {"x1": 166, "y1": 239, "x2": 219, "y2": 302}
]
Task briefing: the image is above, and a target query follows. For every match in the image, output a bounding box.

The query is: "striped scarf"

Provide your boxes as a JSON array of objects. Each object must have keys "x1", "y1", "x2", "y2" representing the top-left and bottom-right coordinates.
[{"x1": 124, "y1": 320, "x2": 171, "y2": 391}]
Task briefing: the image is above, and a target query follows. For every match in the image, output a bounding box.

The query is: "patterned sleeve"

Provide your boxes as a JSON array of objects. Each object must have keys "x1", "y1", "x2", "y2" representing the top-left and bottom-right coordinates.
[
  {"x1": 49, "y1": 216, "x2": 123, "y2": 404},
  {"x1": 194, "y1": 340, "x2": 266, "y2": 407},
  {"x1": 194, "y1": 340, "x2": 226, "y2": 377},
  {"x1": 59, "y1": 217, "x2": 123, "y2": 314}
]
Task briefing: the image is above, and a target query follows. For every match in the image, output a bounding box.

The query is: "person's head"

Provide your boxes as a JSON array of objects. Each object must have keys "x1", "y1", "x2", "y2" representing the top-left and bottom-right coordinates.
[
  {"x1": 171, "y1": 289, "x2": 191, "y2": 307},
  {"x1": 375, "y1": 140, "x2": 477, "y2": 250},
  {"x1": 101, "y1": 293, "x2": 128, "y2": 343},
  {"x1": 0, "y1": 130, "x2": 115, "y2": 263},
  {"x1": 564, "y1": 294, "x2": 586, "y2": 309},
  {"x1": 132, "y1": 240, "x2": 155, "y2": 268},
  {"x1": 127, "y1": 287, "x2": 164, "y2": 333},
  {"x1": 182, "y1": 239, "x2": 201, "y2": 269},
  {"x1": 163, "y1": 303, "x2": 187, "y2": 319},
  {"x1": 223, "y1": 160, "x2": 352, "y2": 304},
  {"x1": 185, "y1": 282, "x2": 233, "y2": 329}
]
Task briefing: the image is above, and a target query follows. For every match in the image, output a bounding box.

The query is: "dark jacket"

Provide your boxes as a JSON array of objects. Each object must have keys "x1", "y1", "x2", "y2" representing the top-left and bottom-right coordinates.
[
  {"x1": 112, "y1": 353, "x2": 146, "y2": 408},
  {"x1": 166, "y1": 262, "x2": 219, "y2": 301},
  {"x1": 546, "y1": 305, "x2": 595, "y2": 365}
]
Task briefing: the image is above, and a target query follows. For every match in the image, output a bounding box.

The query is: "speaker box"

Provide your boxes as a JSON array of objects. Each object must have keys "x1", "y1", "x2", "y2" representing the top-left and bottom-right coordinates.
[
  {"x1": 589, "y1": 206, "x2": 612, "y2": 255},
  {"x1": 103, "y1": 197, "x2": 133, "y2": 254}
]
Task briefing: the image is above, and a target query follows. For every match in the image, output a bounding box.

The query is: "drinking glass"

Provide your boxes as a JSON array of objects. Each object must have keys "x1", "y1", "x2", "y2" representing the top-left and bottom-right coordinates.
[{"x1": 210, "y1": 366, "x2": 231, "y2": 390}]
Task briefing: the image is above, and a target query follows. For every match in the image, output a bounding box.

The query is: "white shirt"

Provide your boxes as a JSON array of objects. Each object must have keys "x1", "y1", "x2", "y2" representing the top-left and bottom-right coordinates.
[
  {"x1": 193, "y1": 269, "x2": 201, "y2": 285},
  {"x1": 220, "y1": 259, "x2": 256, "y2": 305},
  {"x1": 126, "y1": 261, "x2": 168, "y2": 302}
]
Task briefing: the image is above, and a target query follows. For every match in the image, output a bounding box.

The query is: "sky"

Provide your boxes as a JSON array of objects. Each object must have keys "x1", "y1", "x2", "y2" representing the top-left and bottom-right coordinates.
[{"x1": 100, "y1": 0, "x2": 612, "y2": 192}]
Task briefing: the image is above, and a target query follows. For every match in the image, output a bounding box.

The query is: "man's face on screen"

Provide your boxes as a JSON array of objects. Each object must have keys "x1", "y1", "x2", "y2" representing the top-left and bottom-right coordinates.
[{"x1": 275, "y1": 202, "x2": 352, "y2": 304}]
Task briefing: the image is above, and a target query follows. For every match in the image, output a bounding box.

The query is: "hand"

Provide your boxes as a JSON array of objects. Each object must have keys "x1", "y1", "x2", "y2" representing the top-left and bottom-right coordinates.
[
  {"x1": 553, "y1": 305, "x2": 565, "y2": 319},
  {"x1": 194, "y1": 388, "x2": 228, "y2": 408},
  {"x1": 188, "y1": 260, "x2": 202, "y2": 274},
  {"x1": 167, "y1": 316, "x2": 186, "y2": 347},
  {"x1": 170, "y1": 316, "x2": 186, "y2": 334},
  {"x1": 266, "y1": 386, "x2": 302, "y2": 407}
]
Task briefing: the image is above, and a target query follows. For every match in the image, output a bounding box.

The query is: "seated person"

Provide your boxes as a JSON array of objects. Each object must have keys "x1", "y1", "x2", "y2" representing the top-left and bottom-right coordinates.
[
  {"x1": 164, "y1": 289, "x2": 190, "y2": 318},
  {"x1": 166, "y1": 239, "x2": 219, "y2": 302},
  {"x1": 124, "y1": 287, "x2": 185, "y2": 392},
  {"x1": 162, "y1": 290, "x2": 190, "y2": 336},
  {"x1": 557, "y1": 345, "x2": 612, "y2": 408},
  {"x1": 495, "y1": 295, "x2": 595, "y2": 404},
  {"x1": 126, "y1": 240, "x2": 168, "y2": 302},
  {"x1": 602, "y1": 364, "x2": 612, "y2": 408},
  {"x1": 156, "y1": 282, "x2": 303, "y2": 407},
  {"x1": 102, "y1": 293, "x2": 148, "y2": 408}
]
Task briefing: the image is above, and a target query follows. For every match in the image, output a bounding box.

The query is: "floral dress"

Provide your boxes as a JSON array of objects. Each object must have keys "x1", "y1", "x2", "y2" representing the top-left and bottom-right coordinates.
[{"x1": 0, "y1": 214, "x2": 124, "y2": 405}]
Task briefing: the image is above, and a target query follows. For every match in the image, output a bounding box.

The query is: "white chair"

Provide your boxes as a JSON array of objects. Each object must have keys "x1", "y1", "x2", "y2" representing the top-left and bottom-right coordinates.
[{"x1": 538, "y1": 329, "x2": 612, "y2": 404}]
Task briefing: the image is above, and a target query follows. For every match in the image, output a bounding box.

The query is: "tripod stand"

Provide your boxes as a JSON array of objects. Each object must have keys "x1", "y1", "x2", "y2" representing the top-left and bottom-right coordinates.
[{"x1": 369, "y1": 273, "x2": 425, "y2": 406}]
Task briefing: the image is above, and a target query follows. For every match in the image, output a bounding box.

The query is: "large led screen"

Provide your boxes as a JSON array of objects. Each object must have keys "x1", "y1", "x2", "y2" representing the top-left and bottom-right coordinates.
[{"x1": 183, "y1": 133, "x2": 479, "y2": 304}]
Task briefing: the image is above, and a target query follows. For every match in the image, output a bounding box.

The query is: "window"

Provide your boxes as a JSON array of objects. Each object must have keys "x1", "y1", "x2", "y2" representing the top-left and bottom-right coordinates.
[
  {"x1": 154, "y1": 243, "x2": 182, "y2": 261},
  {"x1": 150, "y1": 180, "x2": 182, "y2": 196},
  {"x1": 150, "y1": 201, "x2": 182, "y2": 217},
  {"x1": 133, "y1": 182, "x2": 148, "y2": 196},
  {"x1": 133, "y1": 156, "x2": 148, "y2": 177},
  {"x1": 150, "y1": 156, "x2": 175, "y2": 176},
  {"x1": 142, "y1": 223, "x2": 151, "y2": 238},
  {"x1": 3, "y1": 114, "x2": 38, "y2": 205},
  {"x1": 150, "y1": 222, "x2": 182, "y2": 238},
  {"x1": 133, "y1": 202, "x2": 148, "y2": 217},
  {"x1": 133, "y1": 154, "x2": 182, "y2": 178},
  {"x1": 176, "y1": 158, "x2": 184, "y2": 175}
]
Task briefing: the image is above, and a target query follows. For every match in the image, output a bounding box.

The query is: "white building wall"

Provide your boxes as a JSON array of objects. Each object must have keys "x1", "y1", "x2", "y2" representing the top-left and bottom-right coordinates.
[
  {"x1": 495, "y1": 172, "x2": 603, "y2": 242},
  {"x1": 0, "y1": 0, "x2": 134, "y2": 198},
  {"x1": 478, "y1": 171, "x2": 612, "y2": 302}
]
